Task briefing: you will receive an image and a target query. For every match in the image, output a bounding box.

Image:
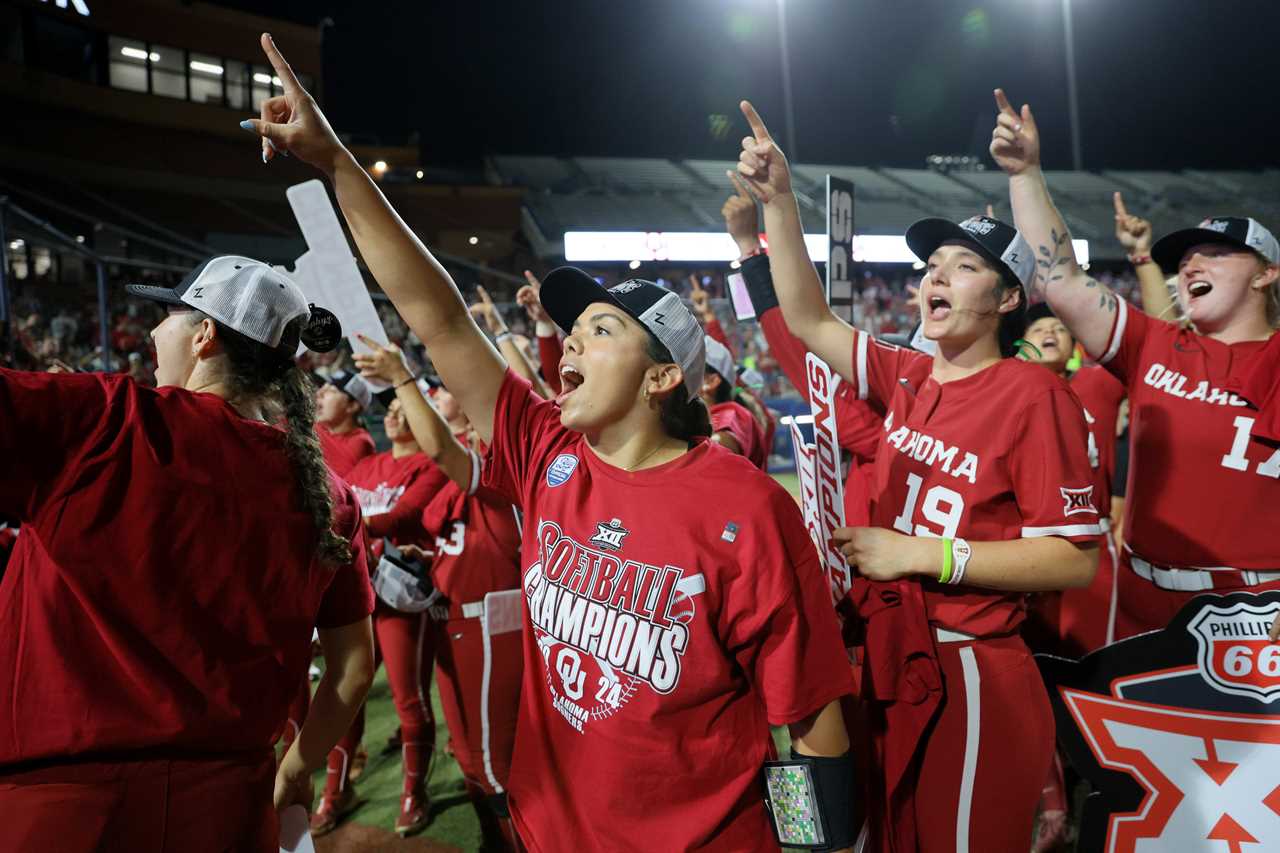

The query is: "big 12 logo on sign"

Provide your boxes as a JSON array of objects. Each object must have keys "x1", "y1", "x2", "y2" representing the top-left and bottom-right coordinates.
[{"x1": 1039, "y1": 592, "x2": 1280, "y2": 852}]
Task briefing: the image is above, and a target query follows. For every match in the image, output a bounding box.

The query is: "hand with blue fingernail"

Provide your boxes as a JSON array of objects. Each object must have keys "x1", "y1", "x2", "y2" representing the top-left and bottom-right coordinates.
[{"x1": 239, "y1": 33, "x2": 345, "y2": 173}]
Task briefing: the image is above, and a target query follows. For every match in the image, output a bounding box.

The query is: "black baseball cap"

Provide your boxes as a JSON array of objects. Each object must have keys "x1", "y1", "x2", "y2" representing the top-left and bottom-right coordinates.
[
  {"x1": 906, "y1": 216, "x2": 1036, "y2": 289},
  {"x1": 1151, "y1": 217, "x2": 1280, "y2": 274},
  {"x1": 540, "y1": 266, "x2": 705, "y2": 396}
]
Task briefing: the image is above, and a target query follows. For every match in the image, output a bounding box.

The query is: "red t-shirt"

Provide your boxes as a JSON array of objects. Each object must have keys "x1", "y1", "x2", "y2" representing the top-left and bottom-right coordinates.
[
  {"x1": 483, "y1": 371, "x2": 853, "y2": 852},
  {"x1": 710, "y1": 400, "x2": 767, "y2": 470},
  {"x1": 1095, "y1": 300, "x2": 1279, "y2": 568},
  {"x1": 346, "y1": 450, "x2": 447, "y2": 545},
  {"x1": 0, "y1": 369, "x2": 374, "y2": 764},
  {"x1": 317, "y1": 424, "x2": 376, "y2": 477},
  {"x1": 851, "y1": 337, "x2": 1102, "y2": 635},
  {"x1": 1070, "y1": 366, "x2": 1126, "y2": 509},
  {"x1": 420, "y1": 461, "x2": 523, "y2": 616}
]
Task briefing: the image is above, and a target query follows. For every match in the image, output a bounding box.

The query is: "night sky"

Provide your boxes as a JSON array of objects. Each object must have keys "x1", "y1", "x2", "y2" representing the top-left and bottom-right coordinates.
[{"x1": 218, "y1": 0, "x2": 1280, "y2": 172}]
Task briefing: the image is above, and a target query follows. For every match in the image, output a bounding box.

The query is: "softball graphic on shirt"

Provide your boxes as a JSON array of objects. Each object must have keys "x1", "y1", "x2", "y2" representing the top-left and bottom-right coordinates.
[{"x1": 523, "y1": 518, "x2": 705, "y2": 731}]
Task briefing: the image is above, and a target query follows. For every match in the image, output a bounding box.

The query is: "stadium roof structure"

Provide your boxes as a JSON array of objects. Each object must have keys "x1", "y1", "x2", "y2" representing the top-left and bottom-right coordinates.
[{"x1": 489, "y1": 156, "x2": 1280, "y2": 264}]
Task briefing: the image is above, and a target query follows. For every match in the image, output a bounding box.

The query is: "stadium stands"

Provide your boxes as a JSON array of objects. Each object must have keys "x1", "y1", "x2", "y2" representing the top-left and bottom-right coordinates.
[{"x1": 491, "y1": 155, "x2": 1279, "y2": 261}]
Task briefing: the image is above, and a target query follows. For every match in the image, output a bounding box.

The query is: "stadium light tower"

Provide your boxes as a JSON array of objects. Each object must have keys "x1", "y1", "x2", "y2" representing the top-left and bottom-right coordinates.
[
  {"x1": 1061, "y1": 0, "x2": 1083, "y2": 170},
  {"x1": 776, "y1": 0, "x2": 798, "y2": 162}
]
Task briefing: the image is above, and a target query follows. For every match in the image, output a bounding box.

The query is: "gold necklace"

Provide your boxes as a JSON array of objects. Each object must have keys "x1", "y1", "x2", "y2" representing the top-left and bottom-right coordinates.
[{"x1": 624, "y1": 441, "x2": 671, "y2": 472}]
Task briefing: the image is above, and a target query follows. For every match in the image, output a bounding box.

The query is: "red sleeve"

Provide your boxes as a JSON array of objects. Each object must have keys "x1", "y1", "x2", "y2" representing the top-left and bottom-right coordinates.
[
  {"x1": 1008, "y1": 385, "x2": 1104, "y2": 543},
  {"x1": 705, "y1": 316, "x2": 732, "y2": 351},
  {"x1": 420, "y1": 480, "x2": 467, "y2": 543},
  {"x1": 315, "y1": 482, "x2": 376, "y2": 628},
  {"x1": 721, "y1": 486, "x2": 855, "y2": 725},
  {"x1": 1091, "y1": 297, "x2": 1165, "y2": 390},
  {"x1": 364, "y1": 459, "x2": 449, "y2": 542},
  {"x1": 760, "y1": 308, "x2": 881, "y2": 458},
  {"x1": 711, "y1": 403, "x2": 762, "y2": 463},
  {"x1": 0, "y1": 368, "x2": 114, "y2": 520},
  {"x1": 481, "y1": 370, "x2": 574, "y2": 506},
  {"x1": 759, "y1": 307, "x2": 815, "y2": 401},
  {"x1": 851, "y1": 332, "x2": 930, "y2": 414},
  {"x1": 537, "y1": 332, "x2": 564, "y2": 394}
]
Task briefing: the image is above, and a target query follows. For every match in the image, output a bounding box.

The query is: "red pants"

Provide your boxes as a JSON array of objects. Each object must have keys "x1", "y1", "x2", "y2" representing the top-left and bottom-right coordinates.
[
  {"x1": 434, "y1": 612, "x2": 522, "y2": 796},
  {"x1": 1114, "y1": 554, "x2": 1280, "y2": 640},
  {"x1": 324, "y1": 604, "x2": 436, "y2": 797},
  {"x1": 0, "y1": 752, "x2": 276, "y2": 852},
  {"x1": 910, "y1": 635, "x2": 1055, "y2": 853}
]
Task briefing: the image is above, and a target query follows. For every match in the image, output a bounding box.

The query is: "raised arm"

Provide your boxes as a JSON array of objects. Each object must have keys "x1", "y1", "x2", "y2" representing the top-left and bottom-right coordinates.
[
  {"x1": 736, "y1": 101, "x2": 855, "y2": 383},
  {"x1": 469, "y1": 285, "x2": 553, "y2": 399},
  {"x1": 1114, "y1": 191, "x2": 1177, "y2": 320},
  {"x1": 991, "y1": 89, "x2": 1119, "y2": 358},
  {"x1": 352, "y1": 335, "x2": 474, "y2": 490},
  {"x1": 517, "y1": 270, "x2": 564, "y2": 394},
  {"x1": 243, "y1": 34, "x2": 503, "y2": 443}
]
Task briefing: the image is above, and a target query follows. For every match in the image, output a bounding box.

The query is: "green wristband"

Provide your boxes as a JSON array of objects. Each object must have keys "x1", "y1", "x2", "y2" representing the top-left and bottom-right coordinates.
[{"x1": 939, "y1": 538, "x2": 954, "y2": 584}]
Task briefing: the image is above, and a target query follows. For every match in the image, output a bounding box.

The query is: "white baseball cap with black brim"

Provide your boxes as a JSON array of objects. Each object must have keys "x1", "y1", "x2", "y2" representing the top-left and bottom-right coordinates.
[
  {"x1": 539, "y1": 266, "x2": 706, "y2": 397},
  {"x1": 126, "y1": 255, "x2": 342, "y2": 355},
  {"x1": 324, "y1": 369, "x2": 373, "y2": 410},
  {"x1": 1151, "y1": 217, "x2": 1280, "y2": 274},
  {"x1": 905, "y1": 216, "x2": 1036, "y2": 289}
]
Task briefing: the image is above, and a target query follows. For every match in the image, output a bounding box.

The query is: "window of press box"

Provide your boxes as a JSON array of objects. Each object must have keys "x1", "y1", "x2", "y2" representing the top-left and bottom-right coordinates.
[
  {"x1": 108, "y1": 35, "x2": 148, "y2": 93},
  {"x1": 150, "y1": 44, "x2": 185, "y2": 99},
  {"x1": 225, "y1": 60, "x2": 250, "y2": 110},
  {"x1": 188, "y1": 52, "x2": 225, "y2": 105}
]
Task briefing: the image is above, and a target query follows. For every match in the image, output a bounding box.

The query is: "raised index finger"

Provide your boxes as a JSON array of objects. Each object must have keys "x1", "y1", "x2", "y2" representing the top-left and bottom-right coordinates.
[
  {"x1": 993, "y1": 88, "x2": 1017, "y2": 118},
  {"x1": 739, "y1": 100, "x2": 772, "y2": 142},
  {"x1": 260, "y1": 33, "x2": 306, "y2": 97},
  {"x1": 1113, "y1": 191, "x2": 1128, "y2": 218}
]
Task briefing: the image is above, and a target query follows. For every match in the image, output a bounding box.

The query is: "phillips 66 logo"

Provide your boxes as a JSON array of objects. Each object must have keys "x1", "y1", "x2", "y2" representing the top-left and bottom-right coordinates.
[
  {"x1": 1039, "y1": 592, "x2": 1280, "y2": 852},
  {"x1": 1189, "y1": 601, "x2": 1280, "y2": 703}
]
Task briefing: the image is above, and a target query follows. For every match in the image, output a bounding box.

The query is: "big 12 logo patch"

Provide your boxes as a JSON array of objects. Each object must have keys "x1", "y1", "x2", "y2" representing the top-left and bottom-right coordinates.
[{"x1": 1038, "y1": 591, "x2": 1280, "y2": 852}]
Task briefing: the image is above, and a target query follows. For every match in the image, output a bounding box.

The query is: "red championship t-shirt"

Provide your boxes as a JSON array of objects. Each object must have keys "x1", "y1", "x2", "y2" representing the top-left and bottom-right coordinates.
[
  {"x1": 850, "y1": 335, "x2": 1102, "y2": 636},
  {"x1": 1095, "y1": 300, "x2": 1279, "y2": 569},
  {"x1": 710, "y1": 400, "x2": 767, "y2": 470},
  {"x1": 421, "y1": 460, "x2": 523, "y2": 616},
  {"x1": 318, "y1": 424, "x2": 376, "y2": 477},
  {"x1": 0, "y1": 369, "x2": 374, "y2": 765},
  {"x1": 482, "y1": 371, "x2": 853, "y2": 852},
  {"x1": 346, "y1": 450, "x2": 447, "y2": 546}
]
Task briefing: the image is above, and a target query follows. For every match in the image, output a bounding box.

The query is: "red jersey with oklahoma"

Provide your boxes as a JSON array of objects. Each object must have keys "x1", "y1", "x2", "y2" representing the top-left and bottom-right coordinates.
[
  {"x1": 482, "y1": 371, "x2": 852, "y2": 853},
  {"x1": 1097, "y1": 301, "x2": 1279, "y2": 570},
  {"x1": 851, "y1": 334, "x2": 1102, "y2": 636}
]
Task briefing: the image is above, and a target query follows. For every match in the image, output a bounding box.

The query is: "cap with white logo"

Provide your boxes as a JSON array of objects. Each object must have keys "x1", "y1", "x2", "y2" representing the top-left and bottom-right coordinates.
[
  {"x1": 703, "y1": 335, "x2": 736, "y2": 384},
  {"x1": 127, "y1": 255, "x2": 341, "y2": 354},
  {"x1": 1151, "y1": 217, "x2": 1280, "y2": 273},
  {"x1": 540, "y1": 266, "x2": 706, "y2": 397},
  {"x1": 905, "y1": 216, "x2": 1036, "y2": 290}
]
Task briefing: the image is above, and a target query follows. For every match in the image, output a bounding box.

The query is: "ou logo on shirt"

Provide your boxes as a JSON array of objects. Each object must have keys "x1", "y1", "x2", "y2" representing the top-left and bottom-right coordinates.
[{"x1": 546, "y1": 453, "x2": 579, "y2": 488}]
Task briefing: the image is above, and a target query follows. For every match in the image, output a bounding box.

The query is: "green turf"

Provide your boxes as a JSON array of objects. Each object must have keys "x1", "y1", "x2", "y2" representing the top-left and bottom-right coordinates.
[{"x1": 309, "y1": 668, "x2": 484, "y2": 848}]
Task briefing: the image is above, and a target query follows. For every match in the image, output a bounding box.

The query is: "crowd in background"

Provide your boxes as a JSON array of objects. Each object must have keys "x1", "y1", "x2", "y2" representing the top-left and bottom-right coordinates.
[{"x1": 0, "y1": 263, "x2": 1146, "y2": 404}]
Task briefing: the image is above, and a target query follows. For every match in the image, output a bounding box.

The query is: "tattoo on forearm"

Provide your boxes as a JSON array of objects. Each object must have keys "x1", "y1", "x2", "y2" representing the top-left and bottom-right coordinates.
[{"x1": 1034, "y1": 228, "x2": 1073, "y2": 293}]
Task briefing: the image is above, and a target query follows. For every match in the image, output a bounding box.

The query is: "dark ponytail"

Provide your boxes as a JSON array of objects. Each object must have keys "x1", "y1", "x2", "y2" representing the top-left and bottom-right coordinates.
[
  {"x1": 192, "y1": 312, "x2": 352, "y2": 567},
  {"x1": 996, "y1": 274, "x2": 1028, "y2": 359},
  {"x1": 644, "y1": 333, "x2": 712, "y2": 442}
]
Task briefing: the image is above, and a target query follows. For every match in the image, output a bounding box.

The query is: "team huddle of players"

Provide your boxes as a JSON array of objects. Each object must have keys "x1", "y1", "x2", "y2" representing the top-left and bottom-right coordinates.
[{"x1": 1, "y1": 31, "x2": 1278, "y2": 853}]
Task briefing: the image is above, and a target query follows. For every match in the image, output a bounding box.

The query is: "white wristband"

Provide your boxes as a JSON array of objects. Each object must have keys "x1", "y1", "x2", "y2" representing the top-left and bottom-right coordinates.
[
  {"x1": 534, "y1": 320, "x2": 556, "y2": 338},
  {"x1": 950, "y1": 538, "x2": 972, "y2": 586}
]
